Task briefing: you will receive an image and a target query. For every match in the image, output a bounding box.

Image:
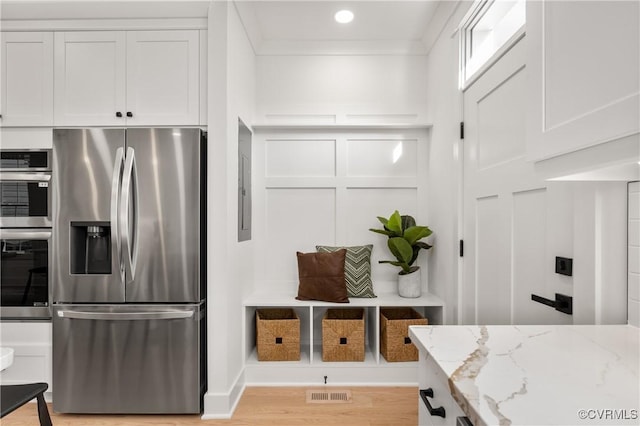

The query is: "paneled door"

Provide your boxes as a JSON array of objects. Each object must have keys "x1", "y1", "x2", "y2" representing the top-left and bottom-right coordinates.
[{"x1": 461, "y1": 37, "x2": 572, "y2": 325}]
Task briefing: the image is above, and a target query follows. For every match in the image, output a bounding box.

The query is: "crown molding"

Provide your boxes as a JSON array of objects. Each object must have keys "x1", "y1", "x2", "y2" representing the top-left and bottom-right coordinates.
[{"x1": 0, "y1": 17, "x2": 207, "y2": 31}]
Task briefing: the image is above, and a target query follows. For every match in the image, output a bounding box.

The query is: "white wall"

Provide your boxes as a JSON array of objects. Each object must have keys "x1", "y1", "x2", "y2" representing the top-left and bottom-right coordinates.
[
  {"x1": 256, "y1": 55, "x2": 428, "y2": 125},
  {"x1": 570, "y1": 182, "x2": 628, "y2": 324},
  {"x1": 252, "y1": 128, "x2": 429, "y2": 295},
  {"x1": 252, "y1": 51, "x2": 430, "y2": 293},
  {"x1": 628, "y1": 181, "x2": 640, "y2": 327},
  {"x1": 204, "y1": 0, "x2": 255, "y2": 418}
]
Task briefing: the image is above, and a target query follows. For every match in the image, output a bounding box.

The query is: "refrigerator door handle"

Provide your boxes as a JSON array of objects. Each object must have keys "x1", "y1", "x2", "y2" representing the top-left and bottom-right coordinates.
[
  {"x1": 120, "y1": 147, "x2": 139, "y2": 284},
  {"x1": 111, "y1": 147, "x2": 125, "y2": 283},
  {"x1": 56, "y1": 309, "x2": 194, "y2": 321}
]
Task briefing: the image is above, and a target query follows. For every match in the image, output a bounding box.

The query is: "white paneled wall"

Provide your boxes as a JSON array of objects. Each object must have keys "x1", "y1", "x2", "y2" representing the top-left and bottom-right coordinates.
[
  {"x1": 266, "y1": 139, "x2": 335, "y2": 177},
  {"x1": 629, "y1": 181, "x2": 640, "y2": 327},
  {"x1": 347, "y1": 139, "x2": 418, "y2": 177},
  {"x1": 253, "y1": 129, "x2": 428, "y2": 296},
  {"x1": 255, "y1": 55, "x2": 428, "y2": 126},
  {"x1": 264, "y1": 188, "x2": 337, "y2": 282}
]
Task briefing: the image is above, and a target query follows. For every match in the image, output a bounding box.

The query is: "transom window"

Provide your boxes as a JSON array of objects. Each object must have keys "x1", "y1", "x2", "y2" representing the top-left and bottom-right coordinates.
[{"x1": 460, "y1": 0, "x2": 525, "y2": 87}]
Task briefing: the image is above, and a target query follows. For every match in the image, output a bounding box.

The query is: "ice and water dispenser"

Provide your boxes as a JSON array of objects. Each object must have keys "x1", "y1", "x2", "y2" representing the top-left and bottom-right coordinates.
[{"x1": 70, "y1": 222, "x2": 111, "y2": 274}]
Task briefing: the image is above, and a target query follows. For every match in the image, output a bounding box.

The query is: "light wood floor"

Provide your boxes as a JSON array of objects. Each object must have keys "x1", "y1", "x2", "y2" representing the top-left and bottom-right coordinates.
[{"x1": 1, "y1": 386, "x2": 417, "y2": 426}]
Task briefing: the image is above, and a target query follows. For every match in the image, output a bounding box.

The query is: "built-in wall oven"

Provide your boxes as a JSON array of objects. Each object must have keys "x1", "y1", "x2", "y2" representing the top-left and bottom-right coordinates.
[
  {"x1": 0, "y1": 150, "x2": 52, "y2": 228},
  {"x1": 1, "y1": 229, "x2": 52, "y2": 319},
  {"x1": 0, "y1": 150, "x2": 52, "y2": 319}
]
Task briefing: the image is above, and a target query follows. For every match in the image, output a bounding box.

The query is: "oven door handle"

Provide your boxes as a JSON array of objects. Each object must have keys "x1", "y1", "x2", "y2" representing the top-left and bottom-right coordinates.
[
  {"x1": 0, "y1": 230, "x2": 52, "y2": 240},
  {"x1": 0, "y1": 172, "x2": 51, "y2": 181}
]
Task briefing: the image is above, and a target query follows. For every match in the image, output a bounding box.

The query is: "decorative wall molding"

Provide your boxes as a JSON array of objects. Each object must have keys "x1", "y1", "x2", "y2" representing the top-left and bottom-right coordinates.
[{"x1": 0, "y1": 18, "x2": 207, "y2": 31}]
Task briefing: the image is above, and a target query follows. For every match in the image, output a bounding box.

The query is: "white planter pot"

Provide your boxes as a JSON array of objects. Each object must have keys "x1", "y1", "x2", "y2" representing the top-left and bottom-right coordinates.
[{"x1": 398, "y1": 268, "x2": 421, "y2": 298}]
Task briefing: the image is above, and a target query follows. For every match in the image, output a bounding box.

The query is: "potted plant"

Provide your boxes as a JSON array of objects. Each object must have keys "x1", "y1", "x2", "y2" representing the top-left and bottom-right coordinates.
[{"x1": 369, "y1": 211, "x2": 432, "y2": 298}]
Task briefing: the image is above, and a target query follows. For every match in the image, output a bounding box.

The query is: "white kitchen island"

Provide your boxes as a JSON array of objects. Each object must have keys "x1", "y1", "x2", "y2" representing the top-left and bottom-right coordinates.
[{"x1": 409, "y1": 325, "x2": 639, "y2": 426}]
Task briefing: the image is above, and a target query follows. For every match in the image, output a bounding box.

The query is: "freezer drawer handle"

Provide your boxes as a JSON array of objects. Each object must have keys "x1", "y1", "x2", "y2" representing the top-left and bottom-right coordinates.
[
  {"x1": 420, "y1": 388, "x2": 446, "y2": 418},
  {"x1": 56, "y1": 310, "x2": 194, "y2": 321}
]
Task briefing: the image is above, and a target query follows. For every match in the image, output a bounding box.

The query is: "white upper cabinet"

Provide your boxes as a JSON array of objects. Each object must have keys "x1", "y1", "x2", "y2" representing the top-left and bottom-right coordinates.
[
  {"x1": 54, "y1": 30, "x2": 199, "y2": 126},
  {"x1": 125, "y1": 31, "x2": 200, "y2": 126},
  {"x1": 527, "y1": 0, "x2": 640, "y2": 161},
  {"x1": 1, "y1": 32, "x2": 54, "y2": 127},
  {"x1": 54, "y1": 31, "x2": 126, "y2": 126}
]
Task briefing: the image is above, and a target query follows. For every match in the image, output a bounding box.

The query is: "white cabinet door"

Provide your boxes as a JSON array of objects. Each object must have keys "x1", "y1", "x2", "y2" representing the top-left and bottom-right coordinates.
[
  {"x1": 0, "y1": 322, "x2": 52, "y2": 387},
  {"x1": 1, "y1": 32, "x2": 54, "y2": 126},
  {"x1": 54, "y1": 31, "x2": 126, "y2": 126},
  {"x1": 418, "y1": 353, "x2": 465, "y2": 426},
  {"x1": 527, "y1": 0, "x2": 640, "y2": 161},
  {"x1": 126, "y1": 30, "x2": 199, "y2": 126}
]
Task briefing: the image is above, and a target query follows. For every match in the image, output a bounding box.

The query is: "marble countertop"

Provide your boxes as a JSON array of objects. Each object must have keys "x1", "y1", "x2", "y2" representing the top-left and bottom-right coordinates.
[
  {"x1": 0, "y1": 347, "x2": 14, "y2": 371},
  {"x1": 409, "y1": 325, "x2": 640, "y2": 426}
]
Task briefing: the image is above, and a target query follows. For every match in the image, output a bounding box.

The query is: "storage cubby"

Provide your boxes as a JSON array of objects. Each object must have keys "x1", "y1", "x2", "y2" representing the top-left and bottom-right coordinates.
[
  {"x1": 242, "y1": 290, "x2": 445, "y2": 385},
  {"x1": 244, "y1": 305, "x2": 311, "y2": 365}
]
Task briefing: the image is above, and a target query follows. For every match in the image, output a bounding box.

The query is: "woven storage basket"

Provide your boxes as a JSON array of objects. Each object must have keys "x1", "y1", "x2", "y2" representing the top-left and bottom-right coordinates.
[
  {"x1": 380, "y1": 307, "x2": 428, "y2": 362},
  {"x1": 322, "y1": 308, "x2": 365, "y2": 362},
  {"x1": 256, "y1": 308, "x2": 300, "y2": 361}
]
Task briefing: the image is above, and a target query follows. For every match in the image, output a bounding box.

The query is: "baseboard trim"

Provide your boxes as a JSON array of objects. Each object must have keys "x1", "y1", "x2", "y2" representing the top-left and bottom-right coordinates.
[
  {"x1": 201, "y1": 369, "x2": 246, "y2": 419},
  {"x1": 244, "y1": 382, "x2": 418, "y2": 387}
]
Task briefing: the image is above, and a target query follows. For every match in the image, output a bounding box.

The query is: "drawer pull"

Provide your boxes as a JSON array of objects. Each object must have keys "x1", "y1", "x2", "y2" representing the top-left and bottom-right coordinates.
[{"x1": 420, "y1": 388, "x2": 446, "y2": 418}]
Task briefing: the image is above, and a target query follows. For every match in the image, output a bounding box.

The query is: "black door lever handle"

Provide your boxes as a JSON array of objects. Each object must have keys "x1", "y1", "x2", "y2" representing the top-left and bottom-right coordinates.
[{"x1": 531, "y1": 293, "x2": 573, "y2": 315}]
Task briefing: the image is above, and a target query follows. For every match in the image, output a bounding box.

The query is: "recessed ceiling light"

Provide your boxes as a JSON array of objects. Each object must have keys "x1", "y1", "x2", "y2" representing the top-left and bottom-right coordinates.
[{"x1": 335, "y1": 10, "x2": 354, "y2": 24}]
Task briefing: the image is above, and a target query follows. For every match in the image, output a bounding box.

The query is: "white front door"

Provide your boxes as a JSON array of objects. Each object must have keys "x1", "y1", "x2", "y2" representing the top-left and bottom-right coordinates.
[{"x1": 461, "y1": 36, "x2": 573, "y2": 325}]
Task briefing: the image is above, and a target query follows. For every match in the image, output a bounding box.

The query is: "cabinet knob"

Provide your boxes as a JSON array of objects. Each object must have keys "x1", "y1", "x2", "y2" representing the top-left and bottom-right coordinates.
[
  {"x1": 116, "y1": 112, "x2": 123, "y2": 118},
  {"x1": 126, "y1": 112, "x2": 133, "y2": 118}
]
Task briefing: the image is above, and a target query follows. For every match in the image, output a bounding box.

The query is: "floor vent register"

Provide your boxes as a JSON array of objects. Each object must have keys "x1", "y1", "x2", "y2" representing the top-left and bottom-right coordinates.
[{"x1": 306, "y1": 390, "x2": 352, "y2": 404}]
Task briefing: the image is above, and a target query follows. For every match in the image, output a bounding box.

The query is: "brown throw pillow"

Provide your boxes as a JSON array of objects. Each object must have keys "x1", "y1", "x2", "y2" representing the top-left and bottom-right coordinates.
[{"x1": 295, "y1": 249, "x2": 349, "y2": 303}]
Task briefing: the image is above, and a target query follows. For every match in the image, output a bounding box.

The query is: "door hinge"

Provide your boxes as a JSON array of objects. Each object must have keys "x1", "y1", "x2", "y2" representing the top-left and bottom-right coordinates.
[
  {"x1": 459, "y1": 122, "x2": 464, "y2": 139},
  {"x1": 459, "y1": 239, "x2": 464, "y2": 257}
]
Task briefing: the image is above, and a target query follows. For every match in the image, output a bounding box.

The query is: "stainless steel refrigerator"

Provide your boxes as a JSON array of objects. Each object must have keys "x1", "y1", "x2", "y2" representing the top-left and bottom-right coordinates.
[{"x1": 51, "y1": 128, "x2": 206, "y2": 414}]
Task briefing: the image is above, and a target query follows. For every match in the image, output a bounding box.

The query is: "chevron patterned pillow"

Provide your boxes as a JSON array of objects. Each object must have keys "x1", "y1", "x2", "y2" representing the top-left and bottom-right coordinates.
[{"x1": 316, "y1": 245, "x2": 376, "y2": 298}]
